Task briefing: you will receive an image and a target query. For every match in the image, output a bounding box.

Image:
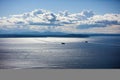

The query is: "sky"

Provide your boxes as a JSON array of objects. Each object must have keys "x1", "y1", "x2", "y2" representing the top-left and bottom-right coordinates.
[
  {"x1": 0, "y1": 0, "x2": 120, "y2": 34},
  {"x1": 0, "y1": 0, "x2": 120, "y2": 17}
]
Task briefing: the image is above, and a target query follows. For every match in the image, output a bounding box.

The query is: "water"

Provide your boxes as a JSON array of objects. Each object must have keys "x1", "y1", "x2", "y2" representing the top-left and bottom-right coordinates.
[{"x1": 0, "y1": 36, "x2": 120, "y2": 69}]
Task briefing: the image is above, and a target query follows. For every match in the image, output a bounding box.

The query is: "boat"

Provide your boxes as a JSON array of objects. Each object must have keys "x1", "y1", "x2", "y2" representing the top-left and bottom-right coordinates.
[{"x1": 61, "y1": 42, "x2": 65, "y2": 45}]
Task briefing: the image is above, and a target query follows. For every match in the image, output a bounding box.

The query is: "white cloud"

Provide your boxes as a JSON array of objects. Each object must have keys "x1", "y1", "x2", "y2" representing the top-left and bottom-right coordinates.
[{"x1": 0, "y1": 9, "x2": 120, "y2": 34}]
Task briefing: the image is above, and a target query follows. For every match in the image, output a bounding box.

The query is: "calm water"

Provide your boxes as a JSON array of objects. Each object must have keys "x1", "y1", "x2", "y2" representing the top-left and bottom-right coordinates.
[{"x1": 0, "y1": 36, "x2": 120, "y2": 69}]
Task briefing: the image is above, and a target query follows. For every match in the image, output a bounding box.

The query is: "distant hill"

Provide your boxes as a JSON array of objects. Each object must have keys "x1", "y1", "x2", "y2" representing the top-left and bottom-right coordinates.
[
  {"x1": 88, "y1": 34, "x2": 120, "y2": 36},
  {"x1": 0, "y1": 34, "x2": 90, "y2": 38},
  {"x1": 0, "y1": 31, "x2": 89, "y2": 38},
  {"x1": 0, "y1": 30, "x2": 120, "y2": 38}
]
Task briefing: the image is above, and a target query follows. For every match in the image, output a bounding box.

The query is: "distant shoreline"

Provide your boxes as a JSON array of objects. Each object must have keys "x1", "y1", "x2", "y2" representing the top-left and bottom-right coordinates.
[
  {"x1": 0, "y1": 34, "x2": 89, "y2": 38},
  {"x1": 0, "y1": 34, "x2": 120, "y2": 38}
]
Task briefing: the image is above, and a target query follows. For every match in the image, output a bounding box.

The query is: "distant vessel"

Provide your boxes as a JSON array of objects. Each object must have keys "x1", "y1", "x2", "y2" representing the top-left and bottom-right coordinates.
[
  {"x1": 61, "y1": 42, "x2": 65, "y2": 45},
  {"x1": 85, "y1": 41, "x2": 88, "y2": 43}
]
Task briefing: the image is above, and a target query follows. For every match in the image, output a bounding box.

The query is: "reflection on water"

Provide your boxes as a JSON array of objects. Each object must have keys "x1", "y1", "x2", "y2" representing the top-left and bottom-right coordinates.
[{"x1": 0, "y1": 36, "x2": 120, "y2": 69}]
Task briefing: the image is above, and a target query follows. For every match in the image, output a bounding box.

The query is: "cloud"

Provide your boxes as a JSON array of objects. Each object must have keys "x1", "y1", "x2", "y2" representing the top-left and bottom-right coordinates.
[{"x1": 0, "y1": 9, "x2": 120, "y2": 34}]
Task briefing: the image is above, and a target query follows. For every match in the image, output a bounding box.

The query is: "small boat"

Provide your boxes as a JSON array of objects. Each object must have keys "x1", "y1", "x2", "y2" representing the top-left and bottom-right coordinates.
[
  {"x1": 85, "y1": 41, "x2": 88, "y2": 43},
  {"x1": 61, "y1": 42, "x2": 65, "y2": 45}
]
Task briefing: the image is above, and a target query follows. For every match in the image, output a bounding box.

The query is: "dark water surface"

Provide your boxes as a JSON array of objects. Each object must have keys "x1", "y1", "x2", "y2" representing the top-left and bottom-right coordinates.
[{"x1": 0, "y1": 36, "x2": 120, "y2": 69}]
